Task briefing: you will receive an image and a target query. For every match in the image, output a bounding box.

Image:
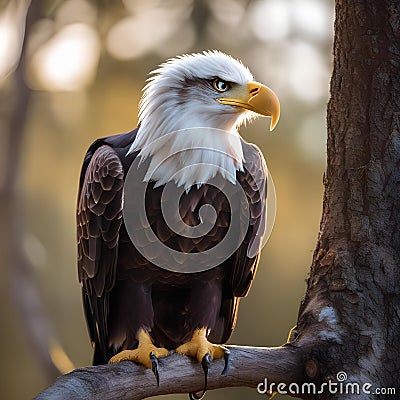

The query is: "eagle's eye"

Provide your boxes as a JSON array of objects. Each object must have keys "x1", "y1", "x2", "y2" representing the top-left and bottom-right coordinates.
[{"x1": 212, "y1": 78, "x2": 230, "y2": 92}]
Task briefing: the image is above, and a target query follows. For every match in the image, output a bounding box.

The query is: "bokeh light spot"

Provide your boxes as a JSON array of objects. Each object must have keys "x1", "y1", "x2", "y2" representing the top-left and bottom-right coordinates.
[{"x1": 30, "y1": 23, "x2": 100, "y2": 91}]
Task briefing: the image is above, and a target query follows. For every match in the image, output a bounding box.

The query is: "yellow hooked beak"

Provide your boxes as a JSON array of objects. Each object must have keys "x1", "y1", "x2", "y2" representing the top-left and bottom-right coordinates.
[{"x1": 216, "y1": 81, "x2": 280, "y2": 131}]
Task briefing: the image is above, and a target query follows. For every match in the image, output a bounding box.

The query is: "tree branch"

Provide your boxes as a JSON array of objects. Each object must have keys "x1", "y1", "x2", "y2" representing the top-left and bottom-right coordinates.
[{"x1": 34, "y1": 344, "x2": 308, "y2": 400}]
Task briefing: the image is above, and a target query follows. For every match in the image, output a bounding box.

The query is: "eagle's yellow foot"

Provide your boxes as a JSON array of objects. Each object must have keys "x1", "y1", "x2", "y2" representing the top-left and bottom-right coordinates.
[
  {"x1": 176, "y1": 328, "x2": 230, "y2": 400},
  {"x1": 109, "y1": 329, "x2": 169, "y2": 386}
]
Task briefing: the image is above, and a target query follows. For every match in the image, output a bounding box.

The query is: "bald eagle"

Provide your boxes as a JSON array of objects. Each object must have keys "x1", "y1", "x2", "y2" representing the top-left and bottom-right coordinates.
[{"x1": 77, "y1": 51, "x2": 279, "y2": 397}]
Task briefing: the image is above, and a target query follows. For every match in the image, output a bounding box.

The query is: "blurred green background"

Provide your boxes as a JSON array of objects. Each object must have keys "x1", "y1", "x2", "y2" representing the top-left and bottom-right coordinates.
[{"x1": 0, "y1": 0, "x2": 333, "y2": 399}]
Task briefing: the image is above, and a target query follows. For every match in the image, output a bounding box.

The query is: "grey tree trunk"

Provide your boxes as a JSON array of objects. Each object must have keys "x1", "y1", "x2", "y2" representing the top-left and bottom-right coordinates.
[
  {"x1": 292, "y1": 0, "x2": 400, "y2": 397},
  {"x1": 0, "y1": 0, "x2": 61, "y2": 383}
]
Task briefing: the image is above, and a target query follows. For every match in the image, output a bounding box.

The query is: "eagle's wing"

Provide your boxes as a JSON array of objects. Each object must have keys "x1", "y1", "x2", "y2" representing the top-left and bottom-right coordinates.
[
  {"x1": 212, "y1": 143, "x2": 267, "y2": 343},
  {"x1": 231, "y1": 142, "x2": 267, "y2": 297},
  {"x1": 77, "y1": 144, "x2": 124, "y2": 364}
]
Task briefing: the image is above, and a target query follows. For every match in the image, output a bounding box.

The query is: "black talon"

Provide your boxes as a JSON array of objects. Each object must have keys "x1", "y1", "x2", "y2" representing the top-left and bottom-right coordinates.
[
  {"x1": 189, "y1": 353, "x2": 211, "y2": 400},
  {"x1": 221, "y1": 347, "x2": 230, "y2": 376},
  {"x1": 150, "y1": 352, "x2": 160, "y2": 386},
  {"x1": 189, "y1": 391, "x2": 206, "y2": 400},
  {"x1": 201, "y1": 353, "x2": 211, "y2": 388}
]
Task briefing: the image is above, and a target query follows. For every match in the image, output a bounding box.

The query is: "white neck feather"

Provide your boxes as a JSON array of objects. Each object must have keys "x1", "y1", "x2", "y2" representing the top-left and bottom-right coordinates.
[
  {"x1": 127, "y1": 89, "x2": 248, "y2": 189},
  {"x1": 135, "y1": 127, "x2": 244, "y2": 189}
]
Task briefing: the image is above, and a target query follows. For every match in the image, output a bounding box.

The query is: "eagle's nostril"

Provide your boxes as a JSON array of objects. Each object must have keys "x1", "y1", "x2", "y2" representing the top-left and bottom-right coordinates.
[{"x1": 249, "y1": 87, "x2": 260, "y2": 96}]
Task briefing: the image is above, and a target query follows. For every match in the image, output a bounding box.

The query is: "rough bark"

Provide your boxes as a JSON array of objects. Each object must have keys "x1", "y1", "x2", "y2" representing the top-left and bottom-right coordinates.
[
  {"x1": 292, "y1": 0, "x2": 400, "y2": 396},
  {"x1": 34, "y1": 0, "x2": 400, "y2": 399}
]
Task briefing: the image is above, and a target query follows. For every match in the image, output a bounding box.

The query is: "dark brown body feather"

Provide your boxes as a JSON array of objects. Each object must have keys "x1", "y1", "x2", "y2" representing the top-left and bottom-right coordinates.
[{"x1": 77, "y1": 128, "x2": 267, "y2": 365}]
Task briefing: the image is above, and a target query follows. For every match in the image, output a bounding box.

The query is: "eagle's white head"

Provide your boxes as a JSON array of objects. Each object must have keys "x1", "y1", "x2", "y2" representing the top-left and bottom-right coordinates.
[{"x1": 128, "y1": 50, "x2": 280, "y2": 189}]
